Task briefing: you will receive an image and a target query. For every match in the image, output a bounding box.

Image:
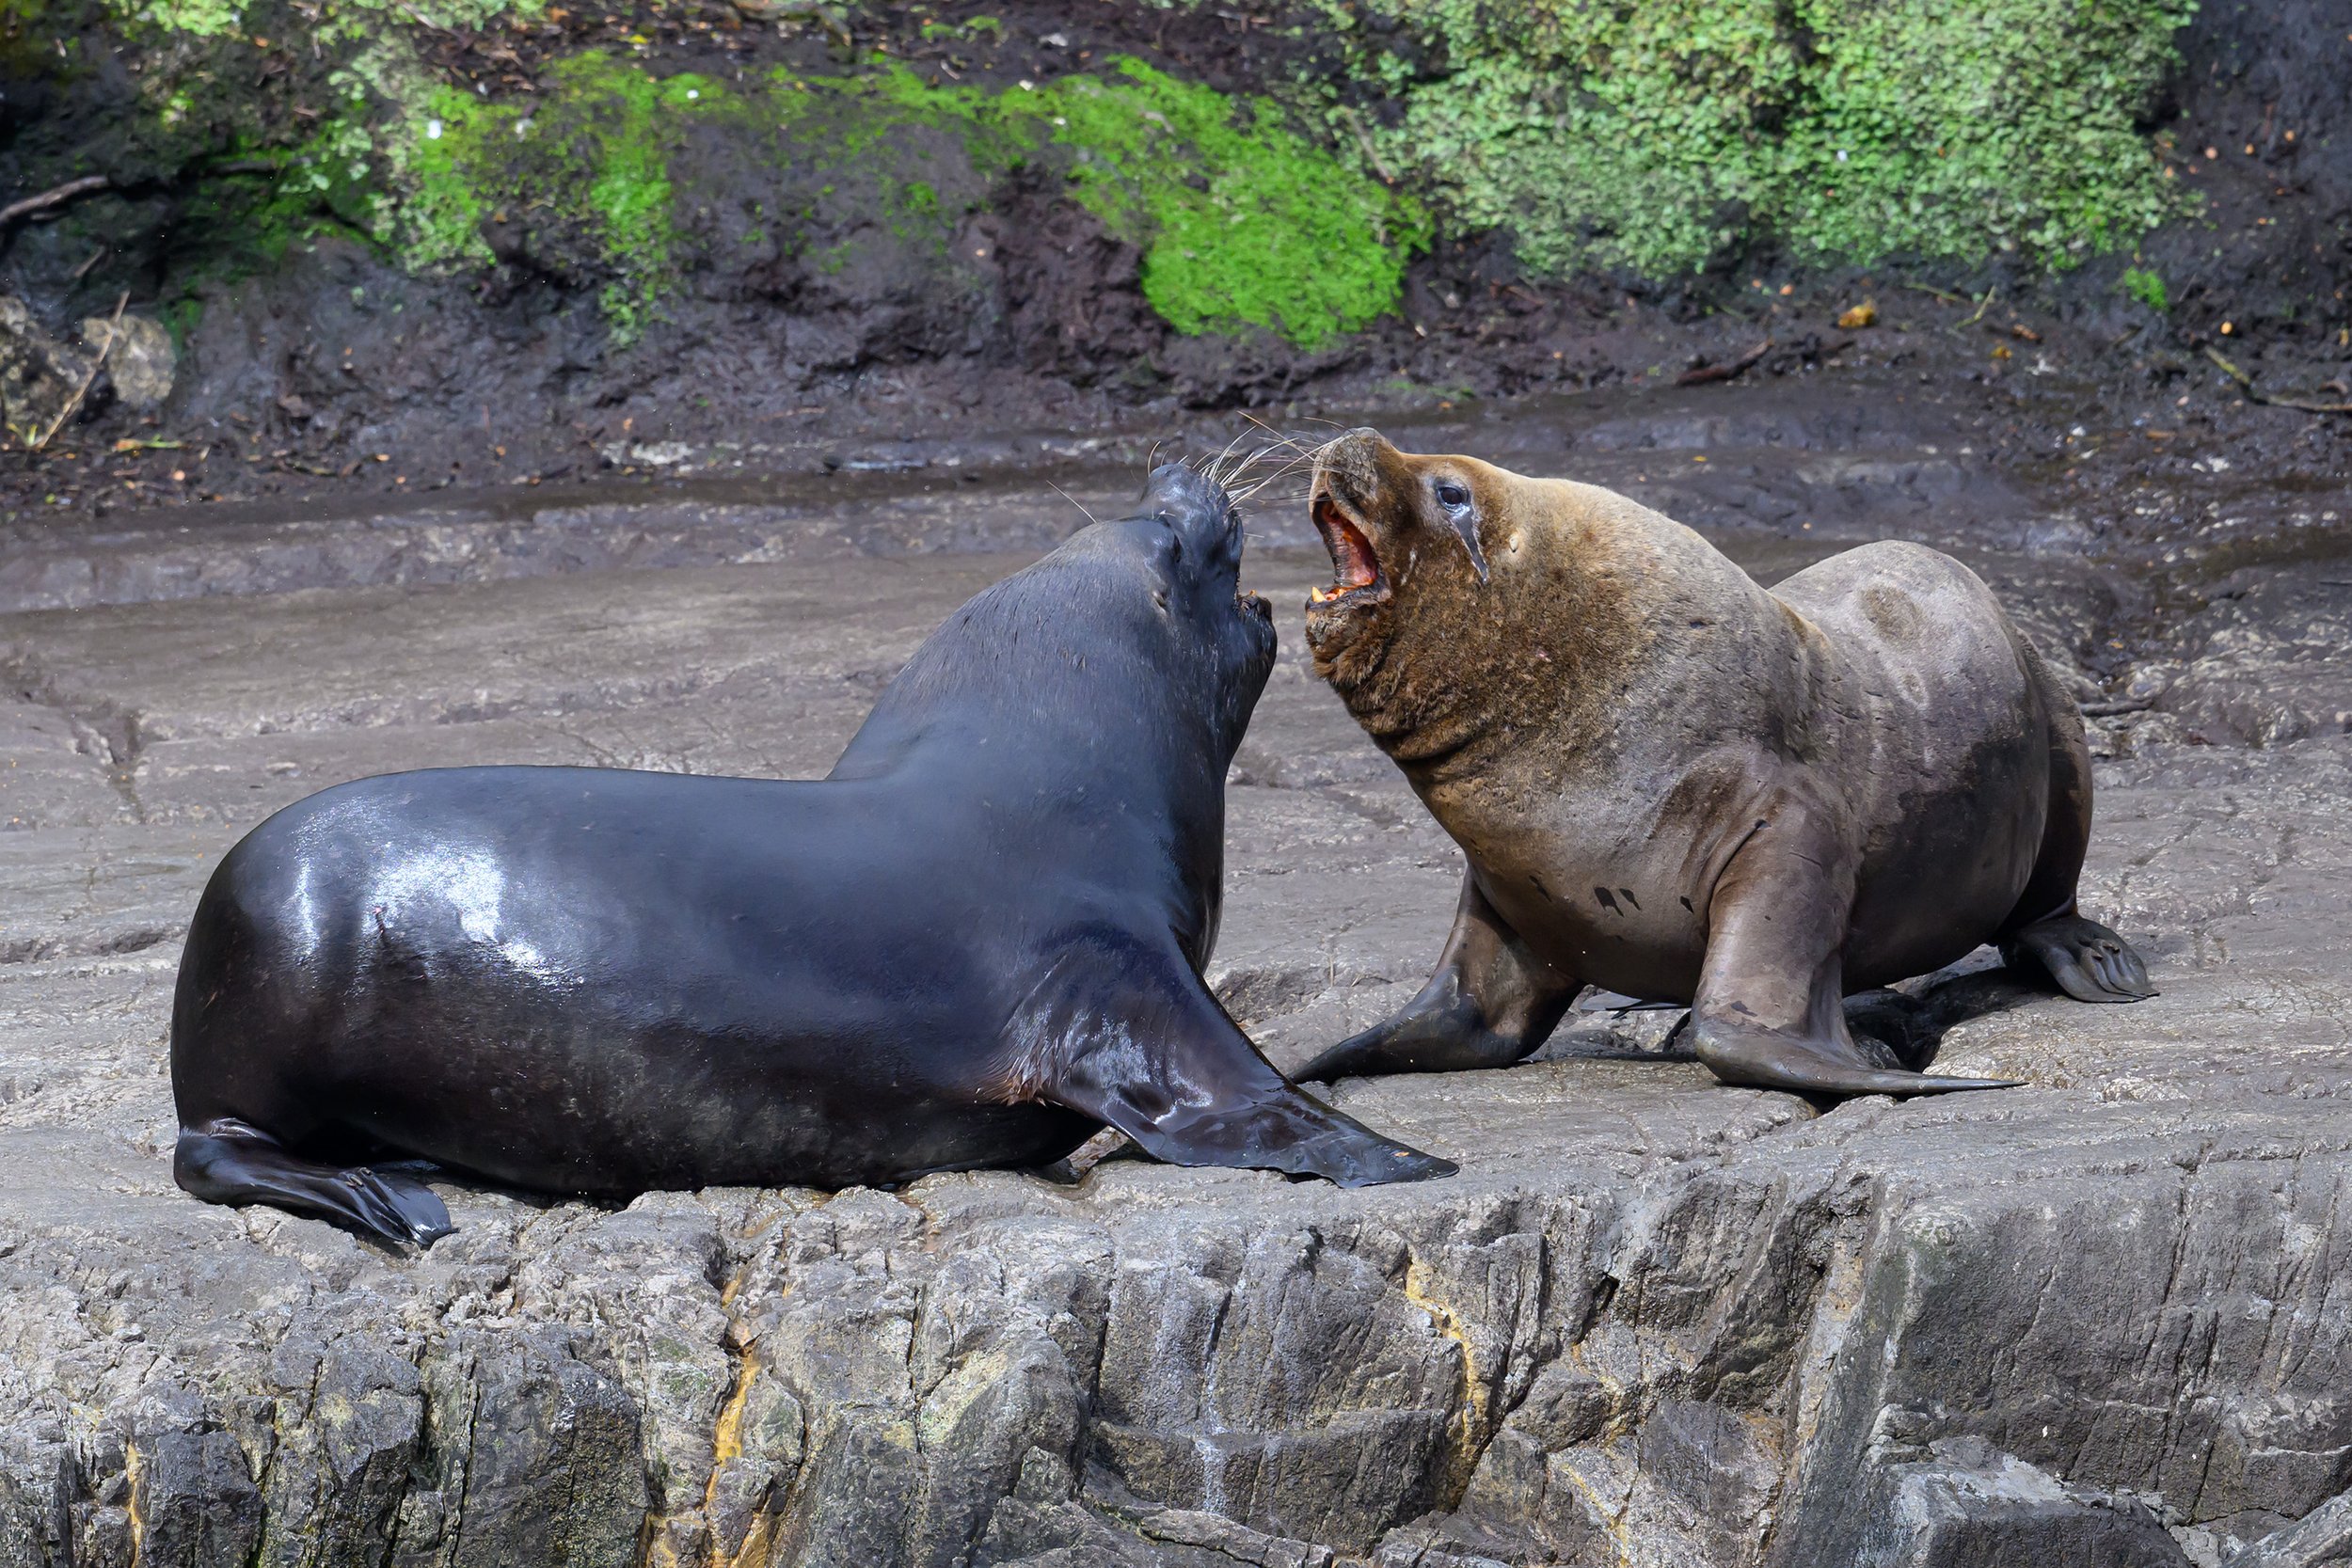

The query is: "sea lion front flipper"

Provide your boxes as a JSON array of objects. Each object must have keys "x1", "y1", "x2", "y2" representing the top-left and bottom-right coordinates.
[
  {"x1": 175, "y1": 1118, "x2": 454, "y2": 1247},
  {"x1": 1691, "y1": 789, "x2": 2021, "y2": 1098},
  {"x1": 1030, "y1": 940, "x2": 1456, "y2": 1186},
  {"x1": 2001, "y1": 913, "x2": 2157, "y2": 1003},
  {"x1": 1297, "y1": 874, "x2": 1581, "y2": 1082}
]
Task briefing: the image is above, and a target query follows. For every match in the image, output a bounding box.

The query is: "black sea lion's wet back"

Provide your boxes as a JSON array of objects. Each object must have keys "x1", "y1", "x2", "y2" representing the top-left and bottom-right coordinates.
[
  {"x1": 1294, "y1": 428, "x2": 2153, "y2": 1099},
  {"x1": 168, "y1": 461, "x2": 1453, "y2": 1247}
]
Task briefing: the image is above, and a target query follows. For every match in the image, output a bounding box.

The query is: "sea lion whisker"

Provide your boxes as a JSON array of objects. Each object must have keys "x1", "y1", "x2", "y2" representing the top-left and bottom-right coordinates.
[
  {"x1": 1204, "y1": 429, "x2": 1256, "y2": 488},
  {"x1": 1045, "y1": 481, "x2": 1102, "y2": 527},
  {"x1": 1218, "y1": 442, "x2": 1290, "y2": 493},
  {"x1": 1237, "y1": 410, "x2": 1319, "y2": 457}
]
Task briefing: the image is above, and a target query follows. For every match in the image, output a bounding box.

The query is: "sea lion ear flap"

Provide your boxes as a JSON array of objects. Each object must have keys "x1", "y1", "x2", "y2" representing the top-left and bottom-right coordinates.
[{"x1": 1035, "y1": 941, "x2": 1457, "y2": 1187}]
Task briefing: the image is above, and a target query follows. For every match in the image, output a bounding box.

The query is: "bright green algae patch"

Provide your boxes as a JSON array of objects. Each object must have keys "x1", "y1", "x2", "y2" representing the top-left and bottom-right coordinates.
[
  {"x1": 402, "y1": 55, "x2": 715, "y2": 339},
  {"x1": 1317, "y1": 0, "x2": 2195, "y2": 277},
  {"x1": 1030, "y1": 64, "x2": 1425, "y2": 343},
  {"x1": 391, "y1": 54, "x2": 1420, "y2": 346}
]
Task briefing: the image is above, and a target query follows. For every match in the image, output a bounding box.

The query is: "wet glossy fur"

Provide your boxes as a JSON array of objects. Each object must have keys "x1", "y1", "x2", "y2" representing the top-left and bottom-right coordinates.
[{"x1": 170, "y1": 463, "x2": 1452, "y2": 1246}]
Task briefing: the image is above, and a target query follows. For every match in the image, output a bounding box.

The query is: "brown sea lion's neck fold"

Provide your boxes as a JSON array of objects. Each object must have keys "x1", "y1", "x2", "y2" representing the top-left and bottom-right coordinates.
[{"x1": 1328, "y1": 548, "x2": 1634, "y2": 791}]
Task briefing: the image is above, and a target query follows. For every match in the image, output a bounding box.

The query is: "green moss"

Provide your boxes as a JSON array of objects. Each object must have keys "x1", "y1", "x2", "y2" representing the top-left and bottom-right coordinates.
[
  {"x1": 373, "y1": 51, "x2": 1414, "y2": 347},
  {"x1": 158, "y1": 293, "x2": 205, "y2": 351},
  {"x1": 403, "y1": 87, "x2": 497, "y2": 267},
  {"x1": 809, "y1": 59, "x2": 1418, "y2": 342},
  {"x1": 2120, "y1": 265, "x2": 2169, "y2": 311},
  {"x1": 392, "y1": 54, "x2": 722, "y2": 340},
  {"x1": 1025, "y1": 61, "x2": 1422, "y2": 345},
  {"x1": 1316, "y1": 0, "x2": 2194, "y2": 277}
]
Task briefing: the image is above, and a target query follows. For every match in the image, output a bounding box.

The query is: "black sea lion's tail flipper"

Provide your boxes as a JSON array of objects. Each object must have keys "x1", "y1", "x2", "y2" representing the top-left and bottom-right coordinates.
[
  {"x1": 2000, "y1": 913, "x2": 2157, "y2": 1004},
  {"x1": 1026, "y1": 941, "x2": 1456, "y2": 1186},
  {"x1": 176, "y1": 1118, "x2": 454, "y2": 1247}
]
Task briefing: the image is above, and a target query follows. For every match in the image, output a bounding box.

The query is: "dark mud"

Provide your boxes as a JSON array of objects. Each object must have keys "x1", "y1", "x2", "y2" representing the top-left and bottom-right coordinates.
[{"x1": 8, "y1": 341, "x2": 2347, "y2": 776}]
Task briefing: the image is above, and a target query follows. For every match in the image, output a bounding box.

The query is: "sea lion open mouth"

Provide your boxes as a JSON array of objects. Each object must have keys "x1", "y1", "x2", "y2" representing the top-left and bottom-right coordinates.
[{"x1": 1309, "y1": 492, "x2": 1386, "y2": 607}]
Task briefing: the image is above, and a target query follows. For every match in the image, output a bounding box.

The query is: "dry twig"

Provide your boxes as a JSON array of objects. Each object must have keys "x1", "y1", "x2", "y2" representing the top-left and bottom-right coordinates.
[
  {"x1": 1677, "y1": 338, "x2": 1773, "y2": 387},
  {"x1": 31, "y1": 292, "x2": 127, "y2": 453},
  {"x1": 0, "y1": 174, "x2": 112, "y2": 231},
  {"x1": 2202, "y1": 345, "x2": 2352, "y2": 415}
]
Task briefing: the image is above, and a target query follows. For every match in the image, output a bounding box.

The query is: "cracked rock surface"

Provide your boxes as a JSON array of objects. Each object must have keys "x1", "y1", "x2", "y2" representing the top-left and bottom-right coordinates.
[{"x1": 5, "y1": 410, "x2": 2352, "y2": 1568}]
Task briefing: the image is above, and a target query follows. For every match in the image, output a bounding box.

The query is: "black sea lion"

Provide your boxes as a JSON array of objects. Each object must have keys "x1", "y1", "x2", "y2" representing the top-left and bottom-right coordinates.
[
  {"x1": 1295, "y1": 430, "x2": 2153, "y2": 1098},
  {"x1": 169, "y1": 463, "x2": 1454, "y2": 1246}
]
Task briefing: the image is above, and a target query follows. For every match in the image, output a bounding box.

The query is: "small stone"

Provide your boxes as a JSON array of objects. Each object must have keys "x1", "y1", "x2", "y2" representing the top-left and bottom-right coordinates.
[{"x1": 80, "y1": 314, "x2": 175, "y2": 412}]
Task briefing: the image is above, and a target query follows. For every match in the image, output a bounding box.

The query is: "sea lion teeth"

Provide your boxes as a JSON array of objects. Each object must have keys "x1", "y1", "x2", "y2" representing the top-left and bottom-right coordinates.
[
  {"x1": 166, "y1": 457, "x2": 1452, "y2": 1247},
  {"x1": 1295, "y1": 426, "x2": 2154, "y2": 1101}
]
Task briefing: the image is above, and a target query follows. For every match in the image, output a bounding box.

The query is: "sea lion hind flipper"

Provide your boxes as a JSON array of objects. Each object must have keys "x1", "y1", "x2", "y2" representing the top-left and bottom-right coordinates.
[
  {"x1": 2000, "y1": 914, "x2": 2157, "y2": 1004},
  {"x1": 1297, "y1": 874, "x2": 1580, "y2": 1082},
  {"x1": 1034, "y1": 947, "x2": 1455, "y2": 1186},
  {"x1": 1690, "y1": 1021, "x2": 2022, "y2": 1097},
  {"x1": 175, "y1": 1118, "x2": 454, "y2": 1248}
]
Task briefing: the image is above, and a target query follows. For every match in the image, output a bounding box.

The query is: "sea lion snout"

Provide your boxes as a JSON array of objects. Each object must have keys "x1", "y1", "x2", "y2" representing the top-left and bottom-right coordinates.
[
  {"x1": 1305, "y1": 428, "x2": 1502, "y2": 700},
  {"x1": 1140, "y1": 460, "x2": 1245, "y2": 553},
  {"x1": 1303, "y1": 429, "x2": 1401, "y2": 630},
  {"x1": 1114, "y1": 460, "x2": 1276, "y2": 730},
  {"x1": 1307, "y1": 429, "x2": 1496, "y2": 606}
]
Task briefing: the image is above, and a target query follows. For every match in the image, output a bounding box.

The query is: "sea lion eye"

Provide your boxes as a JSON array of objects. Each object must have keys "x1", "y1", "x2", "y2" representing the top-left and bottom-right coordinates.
[{"x1": 1434, "y1": 481, "x2": 1471, "y2": 511}]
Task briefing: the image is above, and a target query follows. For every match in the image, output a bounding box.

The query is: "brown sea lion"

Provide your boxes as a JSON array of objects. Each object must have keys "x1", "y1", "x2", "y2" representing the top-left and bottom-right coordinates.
[{"x1": 1295, "y1": 429, "x2": 2153, "y2": 1097}]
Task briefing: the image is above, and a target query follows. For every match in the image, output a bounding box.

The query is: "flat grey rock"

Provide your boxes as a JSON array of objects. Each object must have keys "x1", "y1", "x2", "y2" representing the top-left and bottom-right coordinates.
[{"x1": 4, "y1": 525, "x2": 2348, "y2": 1568}]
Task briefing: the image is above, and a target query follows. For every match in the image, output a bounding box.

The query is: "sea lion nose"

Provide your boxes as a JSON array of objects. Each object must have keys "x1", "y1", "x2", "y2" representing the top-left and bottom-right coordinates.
[{"x1": 1326, "y1": 427, "x2": 1384, "y2": 460}]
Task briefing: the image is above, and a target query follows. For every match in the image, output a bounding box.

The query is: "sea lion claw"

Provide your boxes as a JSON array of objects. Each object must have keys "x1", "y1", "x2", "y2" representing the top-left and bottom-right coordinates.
[{"x1": 2001, "y1": 915, "x2": 2158, "y2": 1003}]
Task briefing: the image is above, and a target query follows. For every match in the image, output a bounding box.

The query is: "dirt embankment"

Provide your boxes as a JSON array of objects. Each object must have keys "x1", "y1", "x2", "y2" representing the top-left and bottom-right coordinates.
[{"x1": 0, "y1": 1, "x2": 2345, "y2": 522}]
